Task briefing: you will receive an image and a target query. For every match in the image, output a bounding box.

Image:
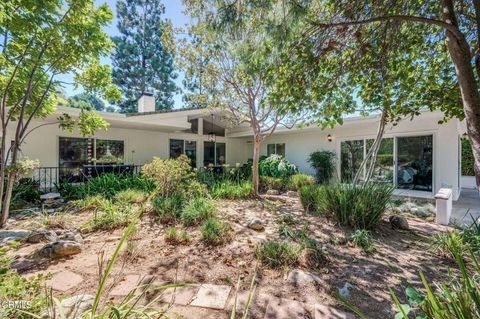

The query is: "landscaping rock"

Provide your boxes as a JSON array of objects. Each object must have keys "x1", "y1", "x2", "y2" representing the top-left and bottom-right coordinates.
[
  {"x1": 36, "y1": 240, "x2": 82, "y2": 258},
  {"x1": 27, "y1": 229, "x2": 58, "y2": 243},
  {"x1": 0, "y1": 229, "x2": 31, "y2": 245},
  {"x1": 338, "y1": 282, "x2": 354, "y2": 299},
  {"x1": 248, "y1": 219, "x2": 265, "y2": 231},
  {"x1": 389, "y1": 215, "x2": 410, "y2": 230},
  {"x1": 266, "y1": 189, "x2": 280, "y2": 195},
  {"x1": 59, "y1": 231, "x2": 83, "y2": 244},
  {"x1": 287, "y1": 269, "x2": 321, "y2": 285},
  {"x1": 60, "y1": 294, "x2": 93, "y2": 319},
  {"x1": 40, "y1": 192, "x2": 61, "y2": 201},
  {"x1": 49, "y1": 271, "x2": 84, "y2": 292},
  {"x1": 286, "y1": 190, "x2": 298, "y2": 197}
]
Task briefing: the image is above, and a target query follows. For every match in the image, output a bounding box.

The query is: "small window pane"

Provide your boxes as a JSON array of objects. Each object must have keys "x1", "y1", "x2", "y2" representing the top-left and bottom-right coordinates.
[
  {"x1": 204, "y1": 142, "x2": 215, "y2": 166},
  {"x1": 340, "y1": 140, "x2": 364, "y2": 182},
  {"x1": 366, "y1": 138, "x2": 394, "y2": 184},
  {"x1": 185, "y1": 141, "x2": 197, "y2": 168},
  {"x1": 170, "y1": 139, "x2": 184, "y2": 159},
  {"x1": 96, "y1": 139, "x2": 124, "y2": 164},
  {"x1": 267, "y1": 144, "x2": 275, "y2": 156},
  {"x1": 276, "y1": 143, "x2": 286, "y2": 157},
  {"x1": 216, "y1": 142, "x2": 226, "y2": 165},
  {"x1": 397, "y1": 135, "x2": 433, "y2": 191}
]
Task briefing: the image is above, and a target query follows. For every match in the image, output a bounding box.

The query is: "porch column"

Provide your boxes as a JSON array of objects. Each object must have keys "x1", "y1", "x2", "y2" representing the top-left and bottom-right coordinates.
[{"x1": 197, "y1": 118, "x2": 204, "y2": 168}]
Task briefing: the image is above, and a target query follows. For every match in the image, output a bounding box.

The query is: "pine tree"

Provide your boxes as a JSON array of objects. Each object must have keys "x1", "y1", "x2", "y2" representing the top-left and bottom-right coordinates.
[{"x1": 112, "y1": 0, "x2": 177, "y2": 113}]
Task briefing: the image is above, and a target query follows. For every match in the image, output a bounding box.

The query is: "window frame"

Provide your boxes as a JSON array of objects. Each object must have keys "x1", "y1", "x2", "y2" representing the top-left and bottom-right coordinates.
[
  {"x1": 203, "y1": 141, "x2": 227, "y2": 166},
  {"x1": 169, "y1": 138, "x2": 197, "y2": 167},
  {"x1": 267, "y1": 143, "x2": 286, "y2": 157}
]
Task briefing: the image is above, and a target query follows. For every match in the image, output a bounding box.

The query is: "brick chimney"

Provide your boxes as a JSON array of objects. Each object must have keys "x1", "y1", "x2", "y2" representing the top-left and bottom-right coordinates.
[{"x1": 138, "y1": 93, "x2": 155, "y2": 113}]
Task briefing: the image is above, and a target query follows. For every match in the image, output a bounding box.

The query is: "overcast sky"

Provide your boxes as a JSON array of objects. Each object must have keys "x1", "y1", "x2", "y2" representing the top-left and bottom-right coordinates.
[{"x1": 57, "y1": 0, "x2": 190, "y2": 109}]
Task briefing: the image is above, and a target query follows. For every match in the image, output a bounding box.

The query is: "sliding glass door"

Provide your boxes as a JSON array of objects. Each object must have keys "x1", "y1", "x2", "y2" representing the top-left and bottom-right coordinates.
[
  {"x1": 396, "y1": 135, "x2": 433, "y2": 191},
  {"x1": 340, "y1": 135, "x2": 433, "y2": 192}
]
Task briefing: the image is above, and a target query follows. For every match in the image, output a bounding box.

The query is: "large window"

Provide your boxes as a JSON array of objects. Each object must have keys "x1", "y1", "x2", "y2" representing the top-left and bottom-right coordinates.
[
  {"x1": 340, "y1": 135, "x2": 433, "y2": 192},
  {"x1": 397, "y1": 135, "x2": 433, "y2": 191},
  {"x1": 59, "y1": 137, "x2": 93, "y2": 169},
  {"x1": 169, "y1": 139, "x2": 197, "y2": 167},
  {"x1": 267, "y1": 143, "x2": 285, "y2": 157},
  {"x1": 96, "y1": 139, "x2": 124, "y2": 164},
  {"x1": 204, "y1": 141, "x2": 226, "y2": 166}
]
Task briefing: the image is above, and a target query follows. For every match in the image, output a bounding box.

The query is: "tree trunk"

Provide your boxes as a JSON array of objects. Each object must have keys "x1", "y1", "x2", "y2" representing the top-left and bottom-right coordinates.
[
  {"x1": 442, "y1": 0, "x2": 480, "y2": 191},
  {"x1": 252, "y1": 135, "x2": 261, "y2": 196},
  {"x1": 1, "y1": 172, "x2": 14, "y2": 226}
]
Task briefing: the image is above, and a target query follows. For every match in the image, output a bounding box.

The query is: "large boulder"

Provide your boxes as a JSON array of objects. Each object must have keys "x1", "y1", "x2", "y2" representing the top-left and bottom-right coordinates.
[
  {"x1": 36, "y1": 240, "x2": 82, "y2": 258},
  {"x1": 27, "y1": 229, "x2": 58, "y2": 243},
  {"x1": 389, "y1": 215, "x2": 410, "y2": 230}
]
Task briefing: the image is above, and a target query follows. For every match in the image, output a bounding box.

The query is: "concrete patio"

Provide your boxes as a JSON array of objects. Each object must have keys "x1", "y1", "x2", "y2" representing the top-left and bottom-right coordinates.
[{"x1": 451, "y1": 188, "x2": 480, "y2": 225}]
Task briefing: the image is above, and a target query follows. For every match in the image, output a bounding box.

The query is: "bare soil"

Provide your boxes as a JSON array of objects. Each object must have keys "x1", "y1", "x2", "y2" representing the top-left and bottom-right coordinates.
[{"x1": 6, "y1": 195, "x2": 455, "y2": 318}]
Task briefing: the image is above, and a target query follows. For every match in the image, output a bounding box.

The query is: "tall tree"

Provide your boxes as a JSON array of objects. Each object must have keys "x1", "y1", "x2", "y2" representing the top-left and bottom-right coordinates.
[
  {"x1": 112, "y1": 0, "x2": 177, "y2": 113},
  {"x1": 182, "y1": 0, "x2": 303, "y2": 195},
  {"x1": 0, "y1": 0, "x2": 118, "y2": 227},
  {"x1": 68, "y1": 92, "x2": 105, "y2": 111}
]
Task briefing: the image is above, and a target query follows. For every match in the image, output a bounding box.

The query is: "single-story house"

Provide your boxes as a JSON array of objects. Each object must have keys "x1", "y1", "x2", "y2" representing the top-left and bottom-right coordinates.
[{"x1": 4, "y1": 94, "x2": 474, "y2": 200}]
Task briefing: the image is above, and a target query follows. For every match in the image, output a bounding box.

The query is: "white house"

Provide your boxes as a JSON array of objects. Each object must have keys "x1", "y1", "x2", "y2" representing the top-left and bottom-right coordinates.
[{"x1": 4, "y1": 94, "x2": 472, "y2": 200}]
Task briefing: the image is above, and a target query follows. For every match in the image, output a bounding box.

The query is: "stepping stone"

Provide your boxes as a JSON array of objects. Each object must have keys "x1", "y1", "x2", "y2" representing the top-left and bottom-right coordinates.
[
  {"x1": 314, "y1": 304, "x2": 355, "y2": 319},
  {"x1": 191, "y1": 284, "x2": 231, "y2": 310},
  {"x1": 49, "y1": 270, "x2": 83, "y2": 292},
  {"x1": 287, "y1": 270, "x2": 321, "y2": 285},
  {"x1": 264, "y1": 297, "x2": 305, "y2": 319},
  {"x1": 160, "y1": 285, "x2": 199, "y2": 305},
  {"x1": 110, "y1": 275, "x2": 142, "y2": 296}
]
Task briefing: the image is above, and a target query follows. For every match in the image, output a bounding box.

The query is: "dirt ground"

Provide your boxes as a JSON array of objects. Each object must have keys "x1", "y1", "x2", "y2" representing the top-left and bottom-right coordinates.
[{"x1": 6, "y1": 195, "x2": 455, "y2": 318}]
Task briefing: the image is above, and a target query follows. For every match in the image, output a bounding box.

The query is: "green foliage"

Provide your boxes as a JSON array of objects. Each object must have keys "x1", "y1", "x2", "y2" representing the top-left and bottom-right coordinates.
[
  {"x1": 152, "y1": 195, "x2": 184, "y2": 224},
  {"x1": 114, "y1": 189, "x2": 147, "y2": 204},
  {"x1": 68, "y1": 92, "x2": 105, "y2": 111},
  {"x1": 142, "y1": 155, "x2": 202, "y2": 198},
  {"x1": 260, "y1": 176, "x2": 288, "y2": 192},
  {"x1": 112, "y1": 0, "x2": 177, "y2": 112},
  {"x1": 83, "y1": 173, "x2": 156, "y2": 199},
  {"x1": 55, "y1": 181, "x2": 86, "y2": 201},
  {"x1": 0, "y1": 243, "x2": 48, "y2": 319},
  {"x1": 200, "y1": 218, "x2": 232, "y2": 245},
  {"x1": 181, "y1": 197, "x2": 217, "y2": 226},
  {"x1": 164, "y1": 227, "x2": 190, "y2": 244},
  {"x1": 348, "y1": 229, "x2": 375, "y2": 254},
  {"x1": 308, "y1": 151, "x2": 336, "y2": 184},
  {"x1": 288, "y1": 173, "x2": 315, "y2": 191},
  {"x1": 256, "y1": 240, "x2": 302, "y2": 269},
  {"x1": 318, "y1": 183, "x2": 393, "y2": 229},
  {"x1": 299, "y1": 185, "x2": 323, "y2": 214},
  {"x1": 430, "y1": 219, "x2": 480, "y2": 257},
  {"x1": 210, "y1": 180, "x2": 253, "y2": 199},
  {"x1": 10, "y1": 178, "x2": 40, "y2": 208},
  {"x1": 259, "y1": 155, "x2": 298, "y2": 178},
  {"x1": 462, "y1": 137, "x2": 475, "y2": 176}
]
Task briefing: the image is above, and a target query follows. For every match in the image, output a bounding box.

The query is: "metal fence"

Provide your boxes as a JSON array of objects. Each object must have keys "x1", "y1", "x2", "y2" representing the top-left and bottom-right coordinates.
[{"x1": 31, "y1": 165, "x2": 142, "y2": 193}]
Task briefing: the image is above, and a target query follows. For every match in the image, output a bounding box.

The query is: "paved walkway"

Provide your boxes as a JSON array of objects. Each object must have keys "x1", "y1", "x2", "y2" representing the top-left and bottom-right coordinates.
[
  {"x1": 48, "y1": 270, "x2": 354, "y2": 319},
  {"x1": 451, "y1": 188, "x2": 480, "y2": 225}
]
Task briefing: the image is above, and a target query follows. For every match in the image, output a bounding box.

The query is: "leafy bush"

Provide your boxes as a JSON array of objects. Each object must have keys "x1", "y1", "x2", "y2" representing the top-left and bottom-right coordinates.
[
  {"x1": 288, "y1": 173, "x2": 315, "y2": 191},
  {"x1": 181, "y1": 197, "x2": 217, "y2": 226},
  {"x1": 430, "y1": 220, "x2": 480, "y2": 258},
  {"x1": 114, "y1": 189, "x2": 147, "y2": 204},
  {"x1": 299, "y1": 185, "x2": 323, "y2": 214},
  {"x1": 210, "y1": 180, "x2": 253, "y2": 199},
  {"x1": 80, "y1": 197, "x2": 138, "y2": 232},
  {"x1": 461, "y1": 137, "x2": 475, "y2": 176},
  {"x1": 318, "y1": 183, "x2": 393, "y2": 229},
  {"x1": 348, "y1": 229, "x2": 375, "y2": 253},
  {"x1": 260, "y1": 176, "x2": 288, "y2": 191},
  {"x1": 164, "y1": 227, "x2": 190, "y2": 244},
  {"x1": 83, "y1": 173, "x2": 156, "y2": 199},
  {"x1": 56, "y1": 181, "x2": 86, "y2": 200},
  {"x1": 259, "y1": 154, "x2": 297, "y2": 178},
  {"x1": 256, "y1": 240, "x2": 302, "y2": 269},
  {"x1": 308, "y1": 151, "x2": 336, "y2": 183},
  {"x1": 200, "y1": 218, "x2": 232, "y2": 245},
  {"x1": 152, "y1": 195, "x2": 184, "y2": 224},
  {"x1": 10, "y1": 178, "x2": 41, "y2": 208},
  {"x1": 141, "y1": 155, "x2": 195, "y2": 197}
]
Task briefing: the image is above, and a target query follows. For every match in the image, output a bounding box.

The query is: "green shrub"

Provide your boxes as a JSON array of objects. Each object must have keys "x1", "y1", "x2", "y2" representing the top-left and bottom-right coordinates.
[
  {"x1": 299, "y1": 185, "x2": 323, "y2": 214},
  {"x1": 461, "y1": 137, "x2": 475, "y2": 176},
  {"x1": 164, "y1": 227, "x2": 190, "y2": 244},
  {"x1": 256, "y1": 240, "x2": 302, "y2": 269},
  {"x1": 210, "y1": 180, "x2": 253, "y2": 199},
  {"x1": 83, "y1": 173, "x2": 155, "y2": 199},
  {"x1": 318, "y1": 183, "x2": 393, "y2": 229},
  {"x1": 56, "y1": 181, "x2": 86, "y2": 201},
  {"x1": 260, "y1": 176, "x2": 288, "y2": 191},
  {"x1": 10, "y1": 178, "x2": 41, "y2": 208},
  {"x1": 114, "y1": 189, "x2": 147, "y2": 204},
  {"x1": 259, "y1": 154, "x2": 297, "y2": 178},
  {"x1": 81, "y1": 198, "x2": 137, "y2": 232},
  {"x1": 348, "y1": 229, "x2": 375, "y2": 254},
  {"x1": 308, "y1": 151, "x2": 336, "y2": 183},
  {"x1": 181, "y1": 197, "x2": 217, "y2": 226},
  {"x1": 200, "y1": 218, "x2": 232, "y2": 245},
  {"x1": 288, "y1": 173, "x2": 315, "y2": 191},
  {"x1": 152, "y1": 195, "x2": 184, "y2": 223}
]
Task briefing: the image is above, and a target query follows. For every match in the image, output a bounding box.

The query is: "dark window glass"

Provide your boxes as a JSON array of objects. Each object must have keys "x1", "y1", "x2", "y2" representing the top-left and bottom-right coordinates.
[
  {"x1": 366, "y1": 138, "x2": 394, "y2": 184},
  {"x1": 96, "y1": 139, "x2": 124, "y2": 164},
  {"x1": 170, "y1": 139, "x2": 184, "y2": 159},
  {"x1": 397, "y1": 135, "x2": 433, "y2": 191},
  {"x1": 58, "y1": 137, "x2": 92, "y2": 181},
  {"x1": 276, "y1": 143, "x2": 286, "y2": 157},
  {"x1": 204, "y1": 141, "x2": 215, "y2": 166},
  {"x1": 185, "y1": 140, "x2": 197, "y2": 168},
  {"x1": 267, "y1": 144, "x2": 275, "y2": 156},
  {"x1": 340, "y1": 140, "x2": 364, "y2": 182},
  {"x1": 216, "y1": 142, "x2": 226, "y2": 165}
]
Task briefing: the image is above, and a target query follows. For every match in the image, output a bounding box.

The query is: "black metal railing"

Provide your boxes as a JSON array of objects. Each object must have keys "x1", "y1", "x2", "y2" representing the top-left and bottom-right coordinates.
[{"x1": 32, "y1": 165, "x2": 143, "y2": 193}]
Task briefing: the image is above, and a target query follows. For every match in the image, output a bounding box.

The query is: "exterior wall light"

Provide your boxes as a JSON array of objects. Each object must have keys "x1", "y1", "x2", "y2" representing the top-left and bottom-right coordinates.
[{"x1": 327, "y1": 134, "x2": 333, "y2": 142}]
